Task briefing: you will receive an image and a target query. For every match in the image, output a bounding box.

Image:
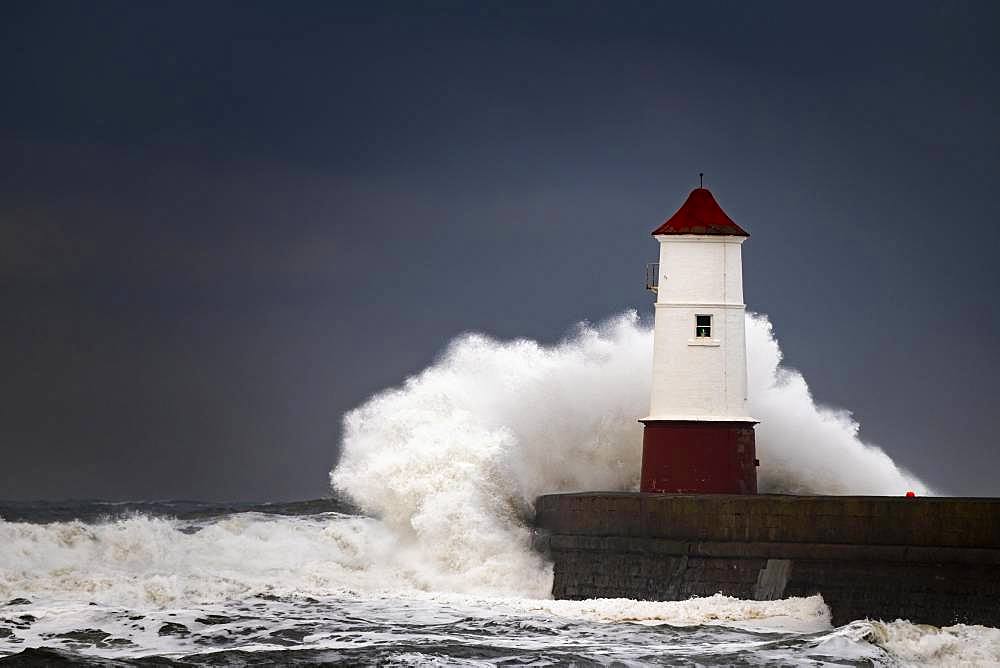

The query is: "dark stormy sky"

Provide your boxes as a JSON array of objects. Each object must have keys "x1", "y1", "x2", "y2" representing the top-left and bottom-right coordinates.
[{"x1": 2, "y1": 2, "x2": 998, "y2": 501}]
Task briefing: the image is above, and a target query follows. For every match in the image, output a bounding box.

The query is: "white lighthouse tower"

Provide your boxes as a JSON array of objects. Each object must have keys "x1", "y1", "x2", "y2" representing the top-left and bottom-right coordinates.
[{"x1": 641, "y1": 184, "x2": 758, "y2": 494}]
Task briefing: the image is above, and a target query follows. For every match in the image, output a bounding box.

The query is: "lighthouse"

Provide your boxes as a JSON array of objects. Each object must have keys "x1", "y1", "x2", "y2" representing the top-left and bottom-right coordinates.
[
  {"x1": 641, "y1": 184, "x2": 758, "y2": 494},
  {"x1": 536, "y1": 185, "x2": 1000, "y2": 629}
]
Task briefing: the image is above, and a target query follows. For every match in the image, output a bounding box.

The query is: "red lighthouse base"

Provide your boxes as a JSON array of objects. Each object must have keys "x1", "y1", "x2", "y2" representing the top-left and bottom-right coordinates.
[{"x1": 640, "y1": 420, "x2": 758, "y2": 494}]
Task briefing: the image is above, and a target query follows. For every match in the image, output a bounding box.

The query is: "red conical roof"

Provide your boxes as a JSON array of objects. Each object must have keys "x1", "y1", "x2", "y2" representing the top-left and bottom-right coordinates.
[{"x1": 652, "y1": 188, "x2": 749, "y2": 237}]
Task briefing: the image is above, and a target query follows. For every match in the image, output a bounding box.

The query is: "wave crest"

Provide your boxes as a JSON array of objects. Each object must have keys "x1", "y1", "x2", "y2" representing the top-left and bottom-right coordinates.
[{"x1": 332, "y1": 311, "x2": 928, "y2": 595}]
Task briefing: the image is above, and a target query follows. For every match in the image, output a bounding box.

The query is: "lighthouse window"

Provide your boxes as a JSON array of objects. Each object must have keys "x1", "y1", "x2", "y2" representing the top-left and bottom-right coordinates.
[{"x1": 695, "y1": 315, "x2": 712, "y2": 338}]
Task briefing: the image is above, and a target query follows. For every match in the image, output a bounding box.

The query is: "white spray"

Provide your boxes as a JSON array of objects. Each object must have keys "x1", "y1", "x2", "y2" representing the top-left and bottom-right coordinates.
[{"x1": 331, "y1": 311, "x2": 929, "y2": 596}]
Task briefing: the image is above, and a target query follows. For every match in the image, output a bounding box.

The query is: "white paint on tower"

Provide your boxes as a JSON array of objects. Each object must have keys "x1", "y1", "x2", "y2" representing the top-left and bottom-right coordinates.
[{"x1": 645, "y1": 230, "x2": 754, "y2": 422}]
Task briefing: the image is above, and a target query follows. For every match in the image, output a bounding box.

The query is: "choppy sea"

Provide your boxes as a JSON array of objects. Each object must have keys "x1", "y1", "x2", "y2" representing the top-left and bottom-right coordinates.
[{"x1": 2, "y1": 500, "x2": 998, "y2": 666}]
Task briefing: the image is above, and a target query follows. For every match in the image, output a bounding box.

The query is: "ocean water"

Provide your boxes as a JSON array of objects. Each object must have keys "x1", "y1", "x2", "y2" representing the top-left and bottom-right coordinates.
[
  {"x1": 3, "y1": 312, "x2": 994, "y2": 665},
  {"x1": 3, "y1": 500, "x2": 998, "y2": 666}
]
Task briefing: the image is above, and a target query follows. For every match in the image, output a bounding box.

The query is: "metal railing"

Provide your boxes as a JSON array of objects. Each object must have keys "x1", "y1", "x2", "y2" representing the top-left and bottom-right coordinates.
[{"x1": 645, "y1": 263, "x2": 659, "y2": 294}]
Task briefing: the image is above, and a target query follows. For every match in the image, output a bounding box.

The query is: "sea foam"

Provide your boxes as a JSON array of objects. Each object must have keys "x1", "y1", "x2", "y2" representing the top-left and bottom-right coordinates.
[{"x1": 0, "y1": 312, "x2": 988, "y2": 665}]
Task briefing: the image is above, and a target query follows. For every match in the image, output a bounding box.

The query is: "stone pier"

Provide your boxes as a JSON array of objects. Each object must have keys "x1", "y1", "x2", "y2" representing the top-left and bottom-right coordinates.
[{"x1": 533, "y1": 493, "x2": 1000, "y2": 627}]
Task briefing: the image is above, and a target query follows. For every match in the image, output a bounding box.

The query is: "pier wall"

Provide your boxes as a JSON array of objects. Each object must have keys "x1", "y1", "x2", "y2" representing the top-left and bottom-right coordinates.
[{"x1": 533, "y1": 493, "x2": 1000, "y2": 627}]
